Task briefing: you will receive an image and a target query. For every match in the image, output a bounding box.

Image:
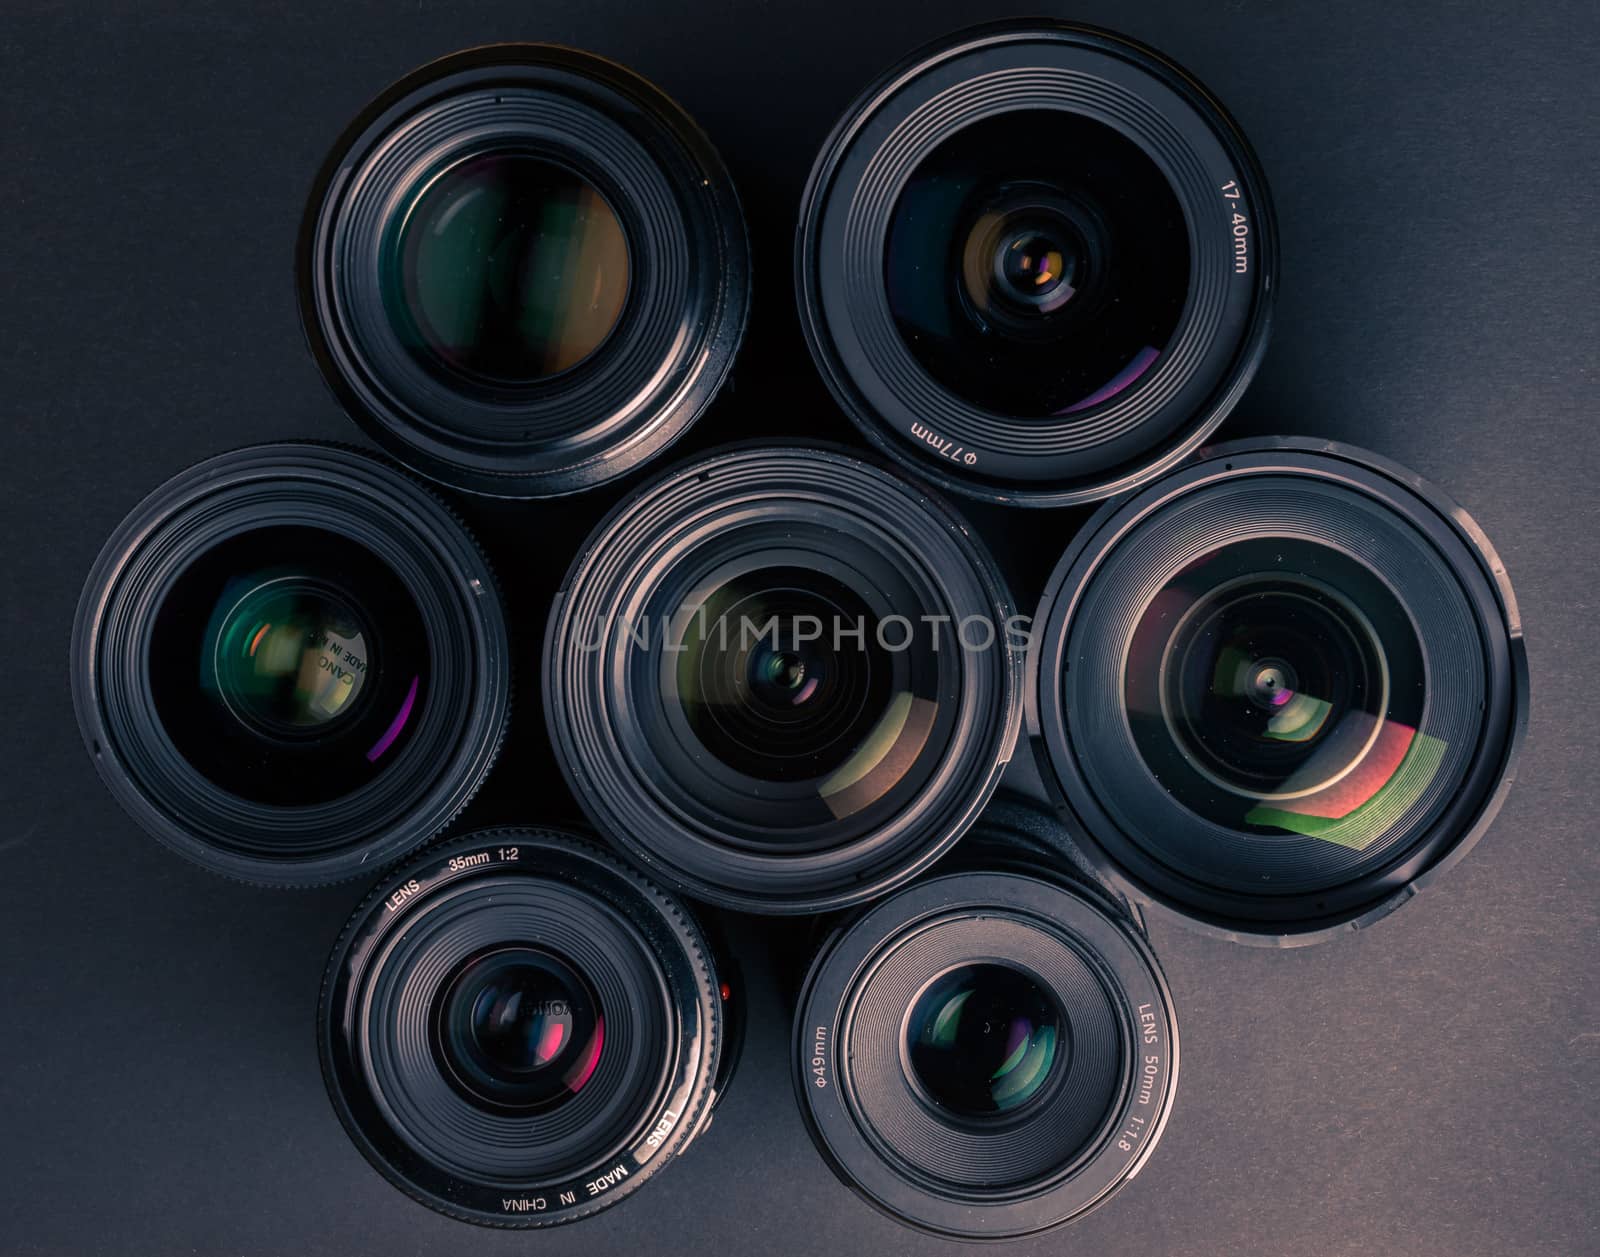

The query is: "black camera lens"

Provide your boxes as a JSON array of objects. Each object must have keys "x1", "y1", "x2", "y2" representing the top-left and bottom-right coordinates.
[
  {"x1": 1030, "y1": 438, "x2": 1529, "y2": 940},
  {"x1": 319, "y1": 829, "x2": 725, "y2": 1227},
  {"x1": 797, "y1": 21, "x2": 1274, "y2": 506},
  {"x1": 71, "y1": 444, "x2": 510, "y2": 885},
  {"x1": 794, "y1": 816, "x2": 1177, "y2": 1240},
  {"x1": 906, "y1": 963, "x2": 1062, "y2": 1117},
  {"x1": 544, "y1": 445, "x2": 1021, "y2": 913},
  {"x1": 300, "y1": 45, "x2": 749, "y2": 497},
  {"x1": 391, "y1": 154, "x2": 631, "y2": 385},
  {"x1": 433, "y1": 947, "x2": 603, "y2": 1113}
]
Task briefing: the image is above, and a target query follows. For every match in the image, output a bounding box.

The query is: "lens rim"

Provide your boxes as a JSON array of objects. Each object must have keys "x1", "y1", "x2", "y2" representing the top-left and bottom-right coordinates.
[
  {"x1": 544, "y1": 443, "x2": 1022, "y2": 914},
  {"x1": 1028, "y1": 436, "x2": 1529, "y2": 943},
  {"x1": 299, "y1": 43, "x2": 750, "y2": 498},
  {"x1": 794, "y1": 861, "x2": 1177, "y2": 1239},
  {"x1": 796, "y1": 19, "x2": 1276, "y2": 507},
  {"x1": 70, "y1": 442, "x2": 510, "y2": 886},
  {"x1": 318, "y1": 828, "x2": 722, "y2": 1228}
]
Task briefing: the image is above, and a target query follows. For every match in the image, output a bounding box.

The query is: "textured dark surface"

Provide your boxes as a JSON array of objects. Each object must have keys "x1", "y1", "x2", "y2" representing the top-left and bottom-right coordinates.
[{"x1": 2, "y1": 2, "x2": 1597, "y2": 1255}]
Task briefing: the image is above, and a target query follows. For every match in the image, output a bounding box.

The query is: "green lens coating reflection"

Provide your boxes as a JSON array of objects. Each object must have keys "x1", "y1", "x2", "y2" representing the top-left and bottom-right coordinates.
[
  {"x1": 393, "y1": 152, "x2": 630, "y2": 383},
  {"x1": 908, "y1": 964, "x2": 1062, "y2": 1117},
  {"x1": 210, "y1": 577, "x2": 371, "y2": 734}
]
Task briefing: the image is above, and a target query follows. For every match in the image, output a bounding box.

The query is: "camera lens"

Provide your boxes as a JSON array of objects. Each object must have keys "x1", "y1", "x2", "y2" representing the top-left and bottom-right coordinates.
[
  {"x1": 797, "y1": 21, "x2": 1274, "y2": 506},
  {"x1": 300, "y1": 44, "x2": 749, "y2": 497},
  {"x1": 907, "y1": 963, "x2": 1062, "y2": 1117},
  {"x1": 319, "y1": 829, "x2": 724, "y2": 1227},
  {"x1": 208, "y1": 578, "x2": 373, "y2": 736},
  {"x1": 392, "y1": 154, "x2": 630, "y2": 385},
  {"x1": 794, "y1": 825, "x2": 1177, "y2": 1239},
  {"x1": 544, "y1": 445, "x2": 1020, "y2": 913},
  {"x1": 71, "y1": 443, "x2": 510, "y2": 885},
  {"x1": 1030, "y1": 438, "x2": 1528, "y2": 939},
  {"x1": 433, "y1": 947, "x2": 603, "y2": 1112}
]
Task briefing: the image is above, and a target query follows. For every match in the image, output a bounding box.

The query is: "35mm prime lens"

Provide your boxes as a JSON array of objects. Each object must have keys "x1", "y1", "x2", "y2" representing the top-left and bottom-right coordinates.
[{"x1": 320, "y1": 828, "x2": 728, "y2": 1226}]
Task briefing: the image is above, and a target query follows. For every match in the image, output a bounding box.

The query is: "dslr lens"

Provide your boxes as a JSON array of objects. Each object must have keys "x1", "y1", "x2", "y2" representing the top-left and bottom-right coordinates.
[
  {"x1": 1030, "y1": 438, "x2": 1528, "y2": 939},
  {"x1": 71, "y1": 443, "x2": 510, "y2": 885},
  {"x1": 393, "y1": 154, "x2": 630, "y2": 384},
  {"x1": 433, "y1": 947, "x2": 603, "y2": 1113},
  {"x1": 797, "y1": 21, "x2": 1274, "y2": 506},
  {"x1": 544, "y1": 445, "x2": 1020, "y2": 913},
  {"x1": 320, "y1": 829, "x2": 725, "y2": 1227},
  {"x1": 300, "y1": 44, "x2": 749, "y2": 497},
  {"x1": 794, "y1": 809, "x2": 1177, "y2": 1239},
  {"x1": 907, "y1": 963, "x2": 1062, "y2": 1117}
]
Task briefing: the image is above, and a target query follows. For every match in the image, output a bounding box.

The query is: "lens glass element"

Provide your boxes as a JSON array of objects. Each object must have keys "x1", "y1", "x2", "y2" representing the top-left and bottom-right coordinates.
[
  {"x1": 676, "y1": 567, "x2": 904, "y2": 785},
  {"x1": 660, "y1": 557, "x2": 955, "y2": 837},
  {"x1": 886, "y1": 110, "x2": 1189, "y2": 417},
  {"x1": 211, "y1": 578, "x2": 372, "y2": 734},
  {"x1": 434, "y1": 947, "x2": 605, "y2": 1113},
  {"x1": 148, "y1": 525, "x2": 429, "y2": 806},
  {"x1": 1124, "y1": 538, "x2": 1433, "y2": 850},
  {"x1": 908, "y1": 963, "x2": 1062, "y2": 1117},
  {"x1": 389, "y1": 152, "x2": 630, "y2": 384}
]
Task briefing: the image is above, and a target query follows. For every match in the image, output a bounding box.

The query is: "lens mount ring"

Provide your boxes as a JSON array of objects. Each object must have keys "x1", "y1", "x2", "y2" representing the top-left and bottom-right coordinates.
[
  {"x1": 797, "y1": 20, "x2": 1275, "y2": 506},
  {"x1": 544, "y1": 443, "x2": 1022, "y2": 913},
  {"x1": 795, "y1": 867, "x2": 1177, "y2": 1240},
  {"x1": 70, "y1": 442, "x2": 510, "y2": 886},
  {"x1": 319, "y1": 828, "x2": 722, "y2": 1228},
  {"x1": 1028, "y1": 436, "x2": 1529, "y2": 942},
  {"x1": 300, "y1": 44, "x2": 749, "y2": 497}
]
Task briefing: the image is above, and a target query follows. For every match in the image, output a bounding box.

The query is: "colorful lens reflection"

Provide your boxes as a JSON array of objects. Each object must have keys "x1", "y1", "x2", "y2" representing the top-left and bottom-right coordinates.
[
  {"x1": 908, "y1": 964, "x2": 1062, "y2": 1117},
  {"x1": 434, "y1": 947, "x2": 605, "y2": 1113},
  {"x1": 213, "y1": 578, "x2": 372, "y2": 733},
  {"x1": 672, "y1": 567, "x2": 940, "y2": 823},
  {"x1": 886, "y1": 109, "x2": 1188, "y2": 417},
  {"x1": 392, "y1": 152, "x2": 630, "y2": 384},
  {"x1": 1125, "y1": 540, "x2": 1445, "y2": 853}
]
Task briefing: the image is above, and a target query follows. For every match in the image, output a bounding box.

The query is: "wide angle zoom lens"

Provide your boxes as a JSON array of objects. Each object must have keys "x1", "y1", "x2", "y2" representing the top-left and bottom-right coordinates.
[
  {"x1": 70, "y1": 443, "x2": 510, "y2": 885},
  {"x1": 543, "y1": 445, "x2": 1021, "y2": 913},
  {"x1": 795, "y1": 851, "x2": 1177, "y2": 1239},
  {"x1": 299, "y1": 44, "x2": 749, "y2": 497},
  {"x1": 319, "y1": 829, "x2": 723, "y2": 1227},
  {"x1": 796, "y1": 21, "x2": 1274, "y2": 506},
  {"x1": 1030, "y1": 438, "x2": 1528, "y2": 940}
]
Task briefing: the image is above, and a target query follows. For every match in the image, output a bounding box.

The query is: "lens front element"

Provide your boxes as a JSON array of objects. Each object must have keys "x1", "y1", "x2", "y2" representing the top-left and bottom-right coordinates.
[
  {"x1": 907, "y1": 963, "x2": 1063, "y2": 1118},
  {"x1": 320, "y1": 831, "x2": 722, "y2": 1227},
  {"x1": 391, "y1": 153, "x2": 630, "y2": 384}
]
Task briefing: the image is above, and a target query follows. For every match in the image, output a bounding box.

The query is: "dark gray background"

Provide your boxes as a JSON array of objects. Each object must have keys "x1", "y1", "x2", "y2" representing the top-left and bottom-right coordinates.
[{"x1": 2, "y1": 2, "x2": 1596, "y2": 1254}]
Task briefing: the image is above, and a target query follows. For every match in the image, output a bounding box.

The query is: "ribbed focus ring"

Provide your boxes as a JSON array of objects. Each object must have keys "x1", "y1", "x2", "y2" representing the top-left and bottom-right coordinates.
[
  {"x1": 545, "y1": 446, "x2": 1021, "y2": 912},
  {"x1": 333, "y1": 90, "x2": 691, "y2": 443},
  {"x1": 840, "y1": 71, "x2": 1228, "y2": 455}
]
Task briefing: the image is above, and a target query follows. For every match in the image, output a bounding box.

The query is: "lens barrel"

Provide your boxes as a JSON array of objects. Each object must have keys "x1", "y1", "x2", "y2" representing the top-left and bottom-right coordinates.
[
  {"x1": 797, "y1": 21, "x2": 1274, "y2": 506},
  {"x1": 793, "y1": 801, "x2": 1177, "y2": 1239},
  {"x1": 544, "y1": 444, "x2": 1021, "y2": 913},
  {"x1": 71, "y1": 443, "x2": 510, "y2": 885},
  {"x1": 1030, "y1": 437, "x2": 1528, "y2": 941},
  {"x1": 299, "y1": 44, "x2": 749, "y2": 497},
  {"x1": 319, "y1": 828, "x2": 725, "y2": 1227}
]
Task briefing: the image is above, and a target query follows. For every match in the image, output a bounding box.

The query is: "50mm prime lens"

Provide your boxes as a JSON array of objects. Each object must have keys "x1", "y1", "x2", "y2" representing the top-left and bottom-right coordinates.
[{"x1": 794, "y1": 802, "x2": 1177, "y2": 1239}]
